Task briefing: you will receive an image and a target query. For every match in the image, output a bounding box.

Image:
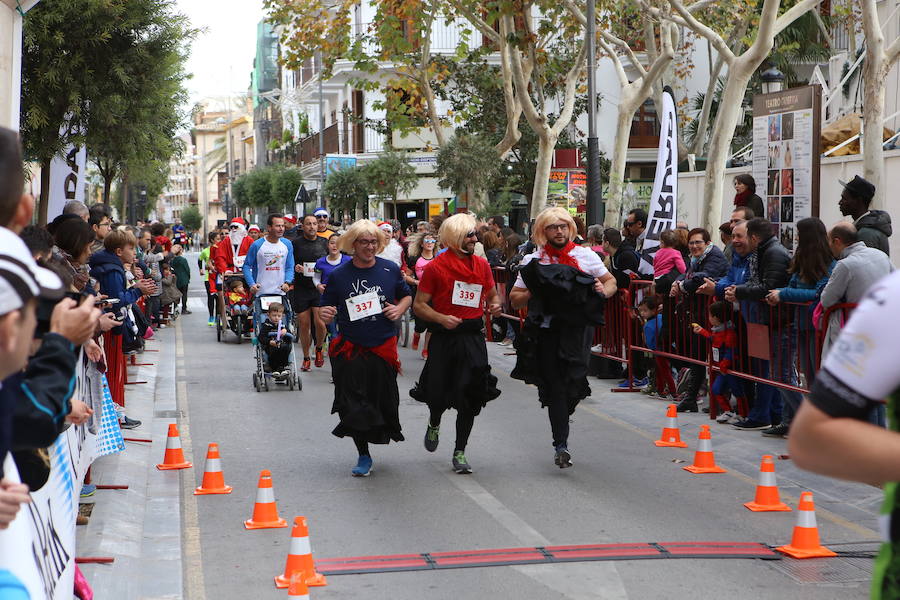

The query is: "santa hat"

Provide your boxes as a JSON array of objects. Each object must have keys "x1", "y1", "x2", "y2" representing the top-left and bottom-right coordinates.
[
  {"x1": 247, "y1": 224, "x2": 260, "y2": 232},
  {"x1": 313, "y1": 207, "x2": 329, "y2": 218},
  {"x1": 230, "y1": 217, "x2": 246, "y2": 229},
  {"x1": 284, "y1": 214, "x2": 297, "y2": 225},
  {"x1": 377, "y1": 221, "x2": 393, "y2": 233}
]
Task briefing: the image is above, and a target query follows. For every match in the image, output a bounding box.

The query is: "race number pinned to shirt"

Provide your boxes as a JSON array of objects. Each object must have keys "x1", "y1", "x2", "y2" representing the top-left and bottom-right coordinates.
[
  {"x1": 712, "y1": 347, "x2": 720, "y2": 362},
  {"x1": 234, "y1": 255, "x2": 246, "y2": 269},
  {"x1": 346, "y1": 291, "x2": 382, "y2": 321},
  {"x1": 452, "y1": 281, "x2": 482, "y2": 308},
  {"x1": 303, "y1": 262, "x2": 316, "y2": 277}
]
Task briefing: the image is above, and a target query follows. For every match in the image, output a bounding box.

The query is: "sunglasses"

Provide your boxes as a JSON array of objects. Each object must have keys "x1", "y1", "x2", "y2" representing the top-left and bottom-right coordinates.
[
  {"x1": 465, "y1": 231, "x2": 477, "y2": 238},
  {"x1": 424, "y1": 238, "x2": 437, "y2": 243},
  {"x1": 230, "y1": 225, "x2": 240, "y2": 229}
]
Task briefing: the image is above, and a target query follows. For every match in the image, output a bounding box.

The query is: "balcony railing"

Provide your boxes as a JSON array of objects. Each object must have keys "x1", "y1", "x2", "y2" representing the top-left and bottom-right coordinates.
[
  {"x1": 351, "y1": 19, "x2": 484, "y2": 56},
  {"x1": 295, "y1": 120, "x2": 386, "y2": 166}
]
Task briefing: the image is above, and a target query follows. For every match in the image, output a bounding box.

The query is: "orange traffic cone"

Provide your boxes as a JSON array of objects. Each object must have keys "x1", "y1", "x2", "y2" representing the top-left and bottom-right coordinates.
[
  {"x1": 776, "y1": 492, "x2": 836, "y2": 559},
  {"x1": 288, "y1": 573, "x2": 310, "y2": 600},
  {"x1": 744, "y1": 455, "x2": 790, "y2": 512},
  {"x1": 244, "y1": 470, "x2": 288, "y2": 529},
  {"x1": 275, "y1": 516, "x2": 327, "y2": 589},
  {"x1": 654, "y1": 404, "x2": 688, "y2": 448},
  {"x1": 194, "y1": 443, "x2": 233, "y2": 495},
  {"x1": 683, "y1": 425, "x2": 727, "y2": 473},
  {"x1": 156, "y1": 423, "x2": 192, "y2": 470}
]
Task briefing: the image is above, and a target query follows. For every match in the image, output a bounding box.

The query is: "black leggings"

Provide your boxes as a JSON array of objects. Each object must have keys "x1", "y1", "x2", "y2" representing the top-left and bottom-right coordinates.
[
  {"x1": 204, "y1": 281, "x2": 216, "y2": 317},
  {"x1": 354, "y1": 437, "x2": 370, "y2": 457},
  {"x1": 429, "y1": 407, "x2": 476, "y2": 452},
  {"x1": 178, "y1": 286, "x2": 189, "y2": 311},
  {"x1": 546, "y1": 395, "x2": 570, "y2": 449}
]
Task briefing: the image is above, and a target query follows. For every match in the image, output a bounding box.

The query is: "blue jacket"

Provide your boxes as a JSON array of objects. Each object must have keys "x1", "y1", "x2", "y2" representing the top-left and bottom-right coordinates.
[
  {"x1": 89, "y1": 250, "x2": 143, "y2": 334},
  {"x1": 776, "y1": 260, "x2": 836, "y2": 330},
  {"x1": 242, "y1": 237, "x2": 295, "y2": 288},
  {"x1": 714, "y1": 251, "x2": 761, "y2": 323},
  {"x1": 643, "y1": 314, "x2": 663, "y2": 350}
]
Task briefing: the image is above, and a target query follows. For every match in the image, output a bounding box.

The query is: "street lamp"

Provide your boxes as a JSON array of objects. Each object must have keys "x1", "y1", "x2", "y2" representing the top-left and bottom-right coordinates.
[{"x1": 760, "y1": 65, "x2": 785, "y2": 95}]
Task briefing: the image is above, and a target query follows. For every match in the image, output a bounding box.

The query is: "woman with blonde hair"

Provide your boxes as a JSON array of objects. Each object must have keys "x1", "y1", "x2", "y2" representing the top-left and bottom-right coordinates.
[
  {"x1": 410, "y1": 213, "x2": 503, "y2": 474},
  {"x1": 509, "y1": 206, "x2": 616, "y2": 469},
  {"x1": 320, "y1": 219, "x2": 412, "y2": 477}
]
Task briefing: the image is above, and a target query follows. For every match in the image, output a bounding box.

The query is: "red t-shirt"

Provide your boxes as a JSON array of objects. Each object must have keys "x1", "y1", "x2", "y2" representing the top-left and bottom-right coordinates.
[{"x1": 417, "y1": 250, "x2": 495, "y2": 320}]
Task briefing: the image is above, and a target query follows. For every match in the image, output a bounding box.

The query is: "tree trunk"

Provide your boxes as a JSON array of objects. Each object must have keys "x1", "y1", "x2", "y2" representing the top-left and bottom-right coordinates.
[
  {"x1": 702, "y1": 71, "x2": 752, "y2": 231},
  {"x1": 861, "y1": 0, "x2": 887, "y2": 208},
  {"x1": 103, "y1": 175, "x2": 113, "y2": 206},
  {"x1": 38, "y1": 158, "x2": 51, "y2": 227},
  {"x1": 530, "y1": 131, "x2": 558, "y2": 220},
  {"x1": 605, "y1": 107, "x2": 637, "y2": 226}
]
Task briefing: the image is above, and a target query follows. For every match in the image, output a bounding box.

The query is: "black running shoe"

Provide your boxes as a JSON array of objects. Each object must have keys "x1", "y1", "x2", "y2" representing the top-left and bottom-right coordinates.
[
  {"x1": 424, "y1": 424, "x2": 440, "y2": 452},
  {"x1": 554, "y1": 446, "x2": 573, "y2": 469},
  {"x1": 452, "y1": 451, "x2": 472, "y2": 474}
]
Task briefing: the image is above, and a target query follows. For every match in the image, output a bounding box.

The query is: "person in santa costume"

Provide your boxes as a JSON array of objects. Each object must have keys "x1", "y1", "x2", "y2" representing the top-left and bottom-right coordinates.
[{"x1": 214, "y1": 217, "x2": 254, "y2": 274}]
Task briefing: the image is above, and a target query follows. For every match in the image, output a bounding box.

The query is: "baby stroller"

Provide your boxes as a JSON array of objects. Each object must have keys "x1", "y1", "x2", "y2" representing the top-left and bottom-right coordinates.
[
  {"x1": 252, "y1": 294, "x2": 301, "y2": 392},
  {"x1": 217, "y1": 273, "x2": 252, "y2": 344}
]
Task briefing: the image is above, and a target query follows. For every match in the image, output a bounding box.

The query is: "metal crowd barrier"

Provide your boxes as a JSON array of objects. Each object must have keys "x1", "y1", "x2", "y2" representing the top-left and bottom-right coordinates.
[{"x1": 488, "y1": 268, "x2": 857, "y2": 404}]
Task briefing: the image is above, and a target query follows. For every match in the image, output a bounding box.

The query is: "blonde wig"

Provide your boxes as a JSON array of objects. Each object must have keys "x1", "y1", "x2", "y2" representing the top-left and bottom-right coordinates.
[
  {"x1": 438, "y1": 213, "x2": 477, "y2": 251},
  {"x1": 532, "y1": 207, "x2": 577, "y2": 247},
  {"x1": 339, "y1": 219, "x2": 387, "y2": 255}
]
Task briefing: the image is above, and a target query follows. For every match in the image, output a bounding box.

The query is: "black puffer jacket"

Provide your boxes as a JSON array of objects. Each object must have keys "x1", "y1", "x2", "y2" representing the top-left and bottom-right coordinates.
[
  {"x1": 855, "y1": 210, "x2": 892, "y2": 256},
  {"x1": 735, "y1": 235, "x2": 791, "y2": 301}
]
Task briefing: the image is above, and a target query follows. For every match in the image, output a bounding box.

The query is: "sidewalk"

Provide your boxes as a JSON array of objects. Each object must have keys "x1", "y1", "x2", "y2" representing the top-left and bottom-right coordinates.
[{"x1": 76, "y1": 329, "x2": 184, "y2": 599}]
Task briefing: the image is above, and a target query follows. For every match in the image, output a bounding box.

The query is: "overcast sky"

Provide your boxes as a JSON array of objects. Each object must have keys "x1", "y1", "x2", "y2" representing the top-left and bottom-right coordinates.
[{"x1": 177, "y1": 0, "x2": 266, "y2": 106}]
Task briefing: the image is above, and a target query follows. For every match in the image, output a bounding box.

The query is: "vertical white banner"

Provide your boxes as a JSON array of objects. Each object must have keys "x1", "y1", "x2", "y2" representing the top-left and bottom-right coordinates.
[
  {"x1": 639, "y1": 87, "x2": 678, "y2": 270},
  {"x1": 46, "y1": 121, "x2": 88, "y2": 222}
]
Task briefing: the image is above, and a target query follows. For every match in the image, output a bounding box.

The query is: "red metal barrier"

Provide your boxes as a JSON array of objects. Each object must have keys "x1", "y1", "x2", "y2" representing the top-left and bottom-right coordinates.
[{"x1": 490, "y1": 268, "x2": 858, "y2": 405}]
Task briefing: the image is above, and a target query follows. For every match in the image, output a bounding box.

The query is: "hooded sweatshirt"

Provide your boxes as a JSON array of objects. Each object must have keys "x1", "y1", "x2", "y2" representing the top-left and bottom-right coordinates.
[
  {"x1": 854, "y1": 210, "x2": 892, "y2": 256},
  {"x1": 89, "y1": 249, "x2": 143, "y2": 333}
]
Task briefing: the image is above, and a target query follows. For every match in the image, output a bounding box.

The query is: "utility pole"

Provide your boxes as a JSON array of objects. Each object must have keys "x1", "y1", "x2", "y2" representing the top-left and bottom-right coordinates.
[
  {"x1": 585, "y1": 0, "x2": 604, "y2": 226},
  {"x1": 317, "y1": 50, "x2": 326, "y2": 212}
]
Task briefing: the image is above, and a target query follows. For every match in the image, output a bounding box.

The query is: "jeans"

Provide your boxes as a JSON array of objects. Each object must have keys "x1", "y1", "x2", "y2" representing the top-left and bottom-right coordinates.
[
  {"x1": 796, "y1": 325, "x2": 818, "y2": 387},
  {"x1": 770, "y1": 325, "x2": 802, "y2": 425},
  {"x1": 748, "y1": 356, "x2": 782, "y2": 425}
]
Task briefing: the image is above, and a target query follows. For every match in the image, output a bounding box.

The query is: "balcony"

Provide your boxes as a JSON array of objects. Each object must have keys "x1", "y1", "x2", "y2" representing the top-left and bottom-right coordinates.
[
  {"x1": 295, "y1": 120, "x2": 386, "y2": 165},
  {"x1": 351, "y1": 19, "x2": 484, "y2": 57}
]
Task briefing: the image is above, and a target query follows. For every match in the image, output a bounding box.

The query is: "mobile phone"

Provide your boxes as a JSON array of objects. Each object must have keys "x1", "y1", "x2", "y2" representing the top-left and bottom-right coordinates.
[{"x1": 105, "y1": 298, "x2": 121, "y2": 305}]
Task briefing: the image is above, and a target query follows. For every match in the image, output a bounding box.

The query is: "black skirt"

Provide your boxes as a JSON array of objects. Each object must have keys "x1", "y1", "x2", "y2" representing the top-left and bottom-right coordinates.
[
  {"x1": 512, "y1": 323, "x2": 592, "y2": 415},
  {"x1": 330, "y1": 340, "x2": 404, "y2": 444},
  {"x1": 409, "y1": 318, "x2": 500, "y2": 415}
]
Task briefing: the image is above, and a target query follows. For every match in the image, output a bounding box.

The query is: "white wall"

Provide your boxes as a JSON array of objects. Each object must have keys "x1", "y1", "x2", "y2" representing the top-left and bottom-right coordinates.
[
  {"x1": 677, "y1": 149, "x2": 900, "y2": 260},
  {"x1": 0, "y1": 3, "x2": 18, "y2": 129}
]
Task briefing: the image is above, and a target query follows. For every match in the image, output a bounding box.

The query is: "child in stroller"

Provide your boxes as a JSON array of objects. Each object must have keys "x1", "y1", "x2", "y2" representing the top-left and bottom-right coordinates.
[
  {"x1": 258, "y1": 301, "x2": 294, "y2": 379},
  {"x1": 225, "y1": 276, "x2": 252, "y2": 333}
]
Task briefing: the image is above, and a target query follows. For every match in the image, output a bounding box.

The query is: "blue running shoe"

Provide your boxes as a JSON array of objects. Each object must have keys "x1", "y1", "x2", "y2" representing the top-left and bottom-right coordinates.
[
  {"x1": 351, "y1": 455, "x2": 373, "y2": 477},
  {"x1": 617, "y1": 377, "x2": 648, "y2": 389},
  {"x1": 80, "y1": 483, "x2": 96, "y2": 498}
]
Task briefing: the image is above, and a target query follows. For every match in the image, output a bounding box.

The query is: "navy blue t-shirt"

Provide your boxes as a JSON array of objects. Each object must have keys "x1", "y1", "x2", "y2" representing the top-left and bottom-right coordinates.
[{"x1": 321, "y1": 257, "x2": 411, "y2": 347}]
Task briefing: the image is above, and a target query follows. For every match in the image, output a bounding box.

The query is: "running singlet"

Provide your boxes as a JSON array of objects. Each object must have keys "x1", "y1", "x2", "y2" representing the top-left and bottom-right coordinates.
[
  {"x1": 253, "y1": 239, "x2": 290, "y2": 295},
  {"x1": 292, "y1": 236, "x2": 329, "y2": 292},
  {"x1": 417, "y1": 250, "x2": 494, "y2": 320},
  {"x1": 807, "y1": 270, "x2": 900, "y2": 599},
  {"x1": 320, "y1": 257, "x2": 411, "y2": 347},
  {"x1": 414, "y1": 255, "x2": 433, "y2": 280},
  {"x1": 513, "y1": 245, "x2": 610, "y2": 288},
  {"x1": 315, "y1": 253, "x2": 351, "y2": 287}
]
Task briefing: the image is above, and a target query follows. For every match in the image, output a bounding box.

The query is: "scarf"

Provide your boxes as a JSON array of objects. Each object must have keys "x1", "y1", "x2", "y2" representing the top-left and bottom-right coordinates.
[
  {"x1": 329, "y1": 335, "x2": 401, "y2": 373},
  {"x1": 734, "y1": 189, "x2": 752, "y2": 207},
  {"x1": 689, "y1": 243, "x2": 713, "y2": 271},
  {"x1": 542, "y1": 241, "x2": 580, "y2": 269}
]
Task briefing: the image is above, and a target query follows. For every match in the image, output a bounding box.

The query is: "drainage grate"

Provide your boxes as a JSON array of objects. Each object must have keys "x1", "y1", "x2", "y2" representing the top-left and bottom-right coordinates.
[{"x1": 767, "y1": 542, "x2": 877, "y2": 585}]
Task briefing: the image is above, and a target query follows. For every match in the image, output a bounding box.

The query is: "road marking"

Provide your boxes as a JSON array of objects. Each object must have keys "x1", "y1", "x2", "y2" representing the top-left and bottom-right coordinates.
[
  {"x1": 439, "y1": 465, "x2": 629, "y2": 600},
  {"x1": 176, "y1": 320, "x2": 206, "y2": 600}
]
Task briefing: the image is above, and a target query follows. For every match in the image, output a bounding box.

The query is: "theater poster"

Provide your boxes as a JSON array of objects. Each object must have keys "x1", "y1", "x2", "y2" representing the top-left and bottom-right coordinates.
[{"x1": 751, "y1": 85, "x2": 821, "y2": 253}]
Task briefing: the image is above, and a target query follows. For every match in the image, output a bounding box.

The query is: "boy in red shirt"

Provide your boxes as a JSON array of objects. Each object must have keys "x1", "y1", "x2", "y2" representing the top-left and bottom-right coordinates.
[{"x1": 691, "y1": 301, "x2": 747, "y2": 422}]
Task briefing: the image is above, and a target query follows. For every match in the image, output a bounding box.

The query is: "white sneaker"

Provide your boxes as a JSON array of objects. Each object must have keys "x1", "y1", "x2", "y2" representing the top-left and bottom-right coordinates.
[
  {"x1": 590, "y1": 344, "x2": 603, "y2": 353},
  {"x1": 716, "y1": 411, "x2": 736, "y2": 424}
]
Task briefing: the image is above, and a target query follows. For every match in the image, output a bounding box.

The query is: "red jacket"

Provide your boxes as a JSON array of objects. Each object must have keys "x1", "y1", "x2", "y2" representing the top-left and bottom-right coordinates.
[
  {"x1": 696, "y1": 324, "x2": 737, "y2": 371},
  {"x1": 214, "y1": 236, "x2": 253, "y2": 274}
]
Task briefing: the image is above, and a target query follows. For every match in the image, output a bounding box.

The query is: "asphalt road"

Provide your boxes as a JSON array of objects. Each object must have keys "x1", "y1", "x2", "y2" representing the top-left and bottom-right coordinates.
[{"x1": 176, "y1": 255, "x2": 879, "y2": 600}]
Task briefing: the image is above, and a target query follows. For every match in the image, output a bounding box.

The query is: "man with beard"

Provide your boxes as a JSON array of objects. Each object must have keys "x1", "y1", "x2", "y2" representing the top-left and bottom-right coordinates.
[
  {"x1": 509, "y1": 207, "x2": 616, "y2": 469},
  {"x1": 319, "y1": 220, "x2": 411, "y2": 477},
  {"x1": 215, "y1": 217, "x2": 254, "y2": 275},
  {"x1": 292, "y1": 215, "x2": 329, "y2": 371},
  {"x1": 410, "y1": 213, "x2": 502, "y2": 474}
]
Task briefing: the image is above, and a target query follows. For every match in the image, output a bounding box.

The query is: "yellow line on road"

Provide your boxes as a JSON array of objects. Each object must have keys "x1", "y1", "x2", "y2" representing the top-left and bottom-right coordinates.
[{"x1": 176, "y1": 320, "x2": 206, "y2": 600}]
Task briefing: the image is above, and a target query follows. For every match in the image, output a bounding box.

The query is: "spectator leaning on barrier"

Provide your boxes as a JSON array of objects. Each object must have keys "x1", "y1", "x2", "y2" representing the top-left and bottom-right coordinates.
[
  {"x1": 838, "y1": 175, "x2": 892, "y2": 256},
  {"x1": 763, "y1": 217, "x2": 835, "y2": 438},
  {"x1": 670, "y1": 227, "x2": 729, "y2": 413},
  {"x1": 820, "y1": 222, "x2": 894, "y2": 357},
  {"x1": 725, "y1": 218, "x2": 791, "y2": 431}
]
